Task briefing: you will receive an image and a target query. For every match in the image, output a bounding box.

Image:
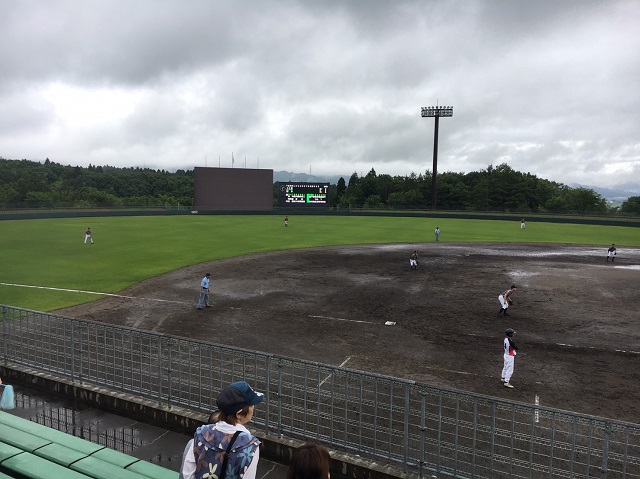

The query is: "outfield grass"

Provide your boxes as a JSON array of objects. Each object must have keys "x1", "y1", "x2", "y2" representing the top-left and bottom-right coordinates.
[{"x1": 1, "y1": 215, "x2": 638, "y2": 312}]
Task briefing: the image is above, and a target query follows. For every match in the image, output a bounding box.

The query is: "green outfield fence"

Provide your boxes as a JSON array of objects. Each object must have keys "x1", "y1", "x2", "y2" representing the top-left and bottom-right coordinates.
[
  {"x1": 1, "y1": 206, "x2": 639, "y2": 227},
  {"x1": 2, "y1": 305, "x2": 639, "y2": 479}
]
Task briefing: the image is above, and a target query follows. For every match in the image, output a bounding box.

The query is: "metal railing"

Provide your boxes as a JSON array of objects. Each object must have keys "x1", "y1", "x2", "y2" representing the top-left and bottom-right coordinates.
[{"x1": 2, "y1": 305, "x2": 639, "y2": 478}]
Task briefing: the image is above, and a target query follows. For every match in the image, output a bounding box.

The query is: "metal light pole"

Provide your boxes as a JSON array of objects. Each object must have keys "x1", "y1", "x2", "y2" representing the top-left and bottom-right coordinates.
[{"x1": 421, "y1": 106, "x2": 453, "y2": 210}]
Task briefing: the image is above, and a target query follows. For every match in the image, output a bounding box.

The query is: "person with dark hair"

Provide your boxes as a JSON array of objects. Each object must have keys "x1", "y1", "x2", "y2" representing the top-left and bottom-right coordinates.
[
  {"x1": 180, "y1": 381, "x2": 264, "y2": 479},
  {"x1": 286, "y1": 441, "x2": 332, "y2": 479},
  {"x1": 607, "y1": 244, "x2": 616, "y2": 262}
]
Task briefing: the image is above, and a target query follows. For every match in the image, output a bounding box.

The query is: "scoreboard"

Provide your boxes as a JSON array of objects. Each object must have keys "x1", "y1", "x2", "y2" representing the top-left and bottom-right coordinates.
[{"x1": 278, "y1": 182, "x2": 330, "y2": 207}]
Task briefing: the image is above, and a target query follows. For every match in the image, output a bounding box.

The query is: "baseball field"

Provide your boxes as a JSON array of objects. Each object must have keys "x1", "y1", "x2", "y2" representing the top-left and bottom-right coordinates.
[{"x1": 1, "y1": 215, "x2": 640, "y2": 423}]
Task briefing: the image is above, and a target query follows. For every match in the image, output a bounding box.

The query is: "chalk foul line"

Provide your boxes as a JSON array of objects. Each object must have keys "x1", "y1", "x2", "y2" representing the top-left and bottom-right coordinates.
[
  {"x1": 556, "y1": 342, "x2": 640, "y2": 355},
  {"x1": 0, "y1": 282, "x2": 189, "y2": 305},
  {"x1": 319, "y1": 357, "x2": 352, "y2": 387},
  {"x1": 308, "y1": 314, "x2": 376, "y2": 324}
]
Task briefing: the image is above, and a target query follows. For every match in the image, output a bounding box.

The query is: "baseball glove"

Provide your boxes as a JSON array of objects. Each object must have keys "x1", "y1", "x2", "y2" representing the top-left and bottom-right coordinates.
[{"x1": 508, "y1": 300, "x2": 514, "y2": 305}]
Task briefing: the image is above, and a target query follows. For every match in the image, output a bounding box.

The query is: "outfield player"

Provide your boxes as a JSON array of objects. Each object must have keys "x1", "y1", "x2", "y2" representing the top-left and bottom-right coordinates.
[
  {"x1": 197, "y1": 272, "x2": 212, "y2": 310},
  {"x1": 409, "y1": 250, "x2": 418, "y2": 270},
  {"x1": 284, "y1": 216, "x2": 289, "y2": 227},
  {"x1": 434, "y1": 227, "x2": 440, "y2": 241},
  {"x1": 607, "y1": 244, "x2": 616, "y2": 262},
  {"x1": 84, "y1": 227, "x2": 93, "y2": 244},
  {"x1": 497, "y1": 284, "x2": 517, "y2": 316},
  {"x1": 520, "y1": 218, "x2": 526, "y2": 230},
  {"x1": 501, "y1": 328, "x2": 518, "y2": 388}
]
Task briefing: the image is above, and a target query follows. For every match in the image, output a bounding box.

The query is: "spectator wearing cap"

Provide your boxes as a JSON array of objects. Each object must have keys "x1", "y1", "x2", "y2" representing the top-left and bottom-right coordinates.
[
  {"x1": 197, "y1": 272, "x2": 212, "y2": 310},
  {"x1": 180, "y1": 381, "x2": 264, "y2": 479}
]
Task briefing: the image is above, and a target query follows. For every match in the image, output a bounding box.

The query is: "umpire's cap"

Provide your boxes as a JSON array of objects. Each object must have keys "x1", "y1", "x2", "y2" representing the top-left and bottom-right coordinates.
[{"x1": 505, "y1": 328, "x2": 515, "y2": 337}]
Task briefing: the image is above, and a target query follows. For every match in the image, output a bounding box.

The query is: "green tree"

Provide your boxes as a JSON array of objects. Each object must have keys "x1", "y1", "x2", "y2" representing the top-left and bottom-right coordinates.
[
  {"x1": 568, "y1": 187, "x2": 607, "y2": 214},
  {"x1": 620, "y1": 196, "x2": 640, "y2": 215},
  {"x1": 364, "y1": 195, "x2": 382, "y2": 208}
]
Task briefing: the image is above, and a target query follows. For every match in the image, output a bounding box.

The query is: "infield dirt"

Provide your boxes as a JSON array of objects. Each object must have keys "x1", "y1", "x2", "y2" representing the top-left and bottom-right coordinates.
[{"x1": 55, "y1": 243, "x2": 640, "y2": 424}]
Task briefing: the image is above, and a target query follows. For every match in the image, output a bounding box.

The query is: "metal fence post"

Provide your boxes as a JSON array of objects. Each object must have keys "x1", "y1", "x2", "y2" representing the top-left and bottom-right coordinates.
[
  {"x1": 157, "y1": 335, "x2": 164, "y2": 405},
  {"x1": 263, "y1": 355, "x2": 271, "y2": 434},
  {"x1": 419, "y1": 391, "x2": 426, "y2": 478},
  {"x1": 277, "y1": 358, "x2": 284, "y2": 437},
  {"x1": 601, "y1": 422, "x2": 612, "y2": 479},
  {"x1": 403, "y1": 382, "x2": 410, "y2": 472},
  {"x1": 70, "y1": 318, "x2": 75, "y2": 382},
  {"x1": 1, "y1": 306, "x2": 6, "y2": 364},
  {"x1": 167, "y1": 339, "x2": 173, "y2": 409}
]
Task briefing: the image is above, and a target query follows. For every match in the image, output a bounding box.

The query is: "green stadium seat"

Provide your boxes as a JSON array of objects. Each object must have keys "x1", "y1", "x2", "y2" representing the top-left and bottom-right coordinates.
[
  {"x1": 1, "y1": 451, "x2": 92, "y2": 479},
  {"x1": 71, "y1": 456, "x2": 154, "y2": 479},
  {"x1": 89, "y1": 447, "x2": 139, "y2": 468},
  {"x1": 0, "y1": 441, "x2": 23, "y2": 462},
  {"x1": 0, "y1": 412, "x2": 103, "y2": 455},
  {"x1": 126, "y1": 460, "x2": 179, "y2": 479},
  {"x1": 0, "y1": 412, "x2": 177, "y2": 479},
  {"x1": 0, "y1": 424, "x2": 51, "y2": 452},
  {"x1": 34, "y1": 442, "x2": 89, "y2": 467}
]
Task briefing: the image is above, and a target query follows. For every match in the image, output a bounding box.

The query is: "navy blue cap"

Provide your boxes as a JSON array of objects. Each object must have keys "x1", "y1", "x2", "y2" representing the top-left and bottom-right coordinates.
[{"x1": 216, "y1": 381, "x2": 264, "y2": 415}]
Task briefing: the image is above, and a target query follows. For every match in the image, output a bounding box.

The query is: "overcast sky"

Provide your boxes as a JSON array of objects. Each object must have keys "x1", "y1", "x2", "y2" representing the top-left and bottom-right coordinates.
[{"x1": 1, "y1": 1, "x2": 639, "y2": 188}]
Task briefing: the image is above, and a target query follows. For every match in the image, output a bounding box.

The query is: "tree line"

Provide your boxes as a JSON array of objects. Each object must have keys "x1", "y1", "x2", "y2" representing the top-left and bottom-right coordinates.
[
  {"x1": 0, "y1": 158, "x2": 193, "y2": 208},
  {"x1": 335, "y1": 165, "x2": 640, "y2": 215},
  {"x1": 1, "y1": 157, "x2": 639, "y2": 215}
]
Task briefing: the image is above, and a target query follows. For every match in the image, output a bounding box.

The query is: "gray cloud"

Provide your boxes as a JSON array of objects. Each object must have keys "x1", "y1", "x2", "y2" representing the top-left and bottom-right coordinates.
[{"x1": 1, "y1": 0, "x2": 638, "y2": 188}]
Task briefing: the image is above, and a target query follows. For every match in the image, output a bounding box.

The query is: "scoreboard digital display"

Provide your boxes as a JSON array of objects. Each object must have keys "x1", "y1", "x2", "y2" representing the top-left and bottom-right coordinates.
[{"x1": 278, "y1": 182, "x2": 330, "y2": 207}]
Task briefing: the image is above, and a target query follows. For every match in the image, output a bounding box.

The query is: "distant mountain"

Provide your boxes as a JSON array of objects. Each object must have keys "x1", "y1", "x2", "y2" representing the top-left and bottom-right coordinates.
[
  {"x1": 273, "y1": 170, "x2": 345, "y2": 185},
  {"x1": 571, "y1": 183, "x2": 640, "y2": 204}
]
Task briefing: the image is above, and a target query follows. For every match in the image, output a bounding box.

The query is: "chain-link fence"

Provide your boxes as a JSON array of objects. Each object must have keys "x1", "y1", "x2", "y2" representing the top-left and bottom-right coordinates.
[{"x1": 2, "y1": 305, "x2": 639, "y2": 478}]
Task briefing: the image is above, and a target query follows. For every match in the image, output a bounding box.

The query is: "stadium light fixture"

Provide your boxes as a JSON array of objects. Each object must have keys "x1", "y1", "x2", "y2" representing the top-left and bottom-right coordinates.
[{"x1": 421, "y1": 105, "x2": 453, "y2": 210}]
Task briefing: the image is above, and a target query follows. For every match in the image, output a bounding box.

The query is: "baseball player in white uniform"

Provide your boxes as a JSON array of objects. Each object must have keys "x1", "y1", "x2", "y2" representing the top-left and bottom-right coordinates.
[
  {"x1": 497, "y1": 284, "x2": 517, "y2": 316},
  {"x1": 501, "y1": 328, "x2": 518, "y2": 388},
  {"x1": 409, "y1": 250, "x2": 418, "y2": 270}
]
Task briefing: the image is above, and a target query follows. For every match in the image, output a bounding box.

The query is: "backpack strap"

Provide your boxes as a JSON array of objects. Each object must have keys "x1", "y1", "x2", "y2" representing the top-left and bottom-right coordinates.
[{"x1": 219, "y1": 431, "x2": 242, "y2": 479}]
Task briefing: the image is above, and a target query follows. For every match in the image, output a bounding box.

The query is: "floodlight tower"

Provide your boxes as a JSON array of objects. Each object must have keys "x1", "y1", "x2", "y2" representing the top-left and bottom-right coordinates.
[{"x1": 421, "y1": 105, "x2": 453, "y2": 210}]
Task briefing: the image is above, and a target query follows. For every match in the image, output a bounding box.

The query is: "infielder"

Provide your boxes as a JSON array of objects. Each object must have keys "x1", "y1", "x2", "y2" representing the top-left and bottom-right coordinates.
[
  {"x1": 84, "y1": 227, "x2": 93, "y2": 244},
  {"x1": 409, "y1": 250, "x2": 419, "y2": 270},
  {"x1": 501, "y1": 328, "x2": 518, "y2": 388},
  {"x1": 197, "y1": 272, "x2": 212, "y2": 310},
  {"x1": 497, "y1": 284, "x2": 517, "y2": 316},
  {"x1": 607, "y1": 244, "x2": 616, "y2": 262}
]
